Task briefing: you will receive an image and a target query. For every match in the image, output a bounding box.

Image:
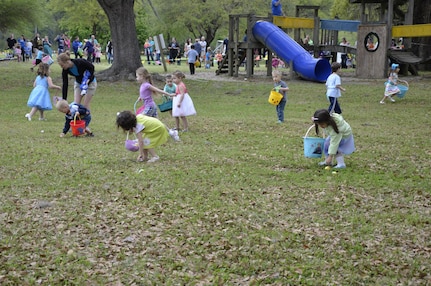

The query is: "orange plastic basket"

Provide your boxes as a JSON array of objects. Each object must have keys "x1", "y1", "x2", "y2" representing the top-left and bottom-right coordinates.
[{"x1": 70, "y1": 114, "x2": 86, "y2": 136}]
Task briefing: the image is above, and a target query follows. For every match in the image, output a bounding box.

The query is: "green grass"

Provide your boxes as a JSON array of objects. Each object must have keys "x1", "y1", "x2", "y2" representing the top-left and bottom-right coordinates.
[{"x1": 1, "y1": 59, "x2": 430, "y2": 285}]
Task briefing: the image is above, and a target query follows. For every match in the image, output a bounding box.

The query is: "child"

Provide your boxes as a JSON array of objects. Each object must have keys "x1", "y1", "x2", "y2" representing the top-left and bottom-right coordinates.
[
  {"x1": 272, "y1": 69, "x2": 289, "y2": 123},
  {"x1": 186, "y1": 45, "x2": 199, "y2": 75},
  {"x1": 30, "y1": 50, "x2": 44, "y2": 71},
  {"x1": 56, "y1": 99, "x2": 93, "y2": 137},
  {"x1": 25, "y1": 63, "x2": 61, "y2": 121},
  {"x1": 205, "y1": 47, "x2": 212, "y2": 69},
  {"x1": 215, "y1": 50, "x2": 223, "y2": 67},
  {"x1": 163, "y1": 74, "x2": 176, "y2": 116},
  {"x1": 15, "y1": 45, "x2": 22, "y2": 62},
  {"x1": 326, "y1": 62, "x2": 345, "y2": 114},
  {"x1": 380, "y1": 63, "x2": 407, "y2": 104},
  {"x1": 172, "y1": 70, "x2": 196, "y2": 131},
  {"x1": 116, "y1": 111, "x2": 179, "y2": 163},
  {"x1": 311, "y1": 109, "x2": 355, "y2": 169},
  {"x1": 135, "y1": 67, "x2": 174, "y2": 118}
]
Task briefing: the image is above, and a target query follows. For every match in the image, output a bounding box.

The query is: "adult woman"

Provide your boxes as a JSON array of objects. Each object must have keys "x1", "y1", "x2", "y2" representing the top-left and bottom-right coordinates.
[
  {"x1": 42, "y1": 35, "x2": 53, "y2": 57},
  {"x1": 57, "y1": 51, "x2": 97, "y2": 110}
]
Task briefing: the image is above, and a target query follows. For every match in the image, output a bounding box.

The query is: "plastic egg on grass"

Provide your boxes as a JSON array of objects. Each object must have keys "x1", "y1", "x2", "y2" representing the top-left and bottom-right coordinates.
[{"x1": 324, "y1": 166, "x2": 331, "y2": 170}]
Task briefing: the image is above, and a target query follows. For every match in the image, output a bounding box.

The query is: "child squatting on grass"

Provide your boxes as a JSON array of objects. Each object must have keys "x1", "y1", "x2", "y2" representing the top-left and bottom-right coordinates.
[
  {"x1": 116, "y1": 111, "x2": 179, "y2": 163},
  {"x1": 56, "y1": 99, "x2": 93, "y2": 137},
  {"x1": 312, "y1": 109, "x2": 355, "y2": 169}
]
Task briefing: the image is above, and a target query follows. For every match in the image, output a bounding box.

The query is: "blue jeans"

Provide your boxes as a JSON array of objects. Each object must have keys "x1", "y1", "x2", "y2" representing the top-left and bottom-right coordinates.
[
  {"x1": 276, "y1": 97, "x2": 287, "y2": 122},
  {"x1": 328, "y1": 97, "x2": 342, "y2": 114}
]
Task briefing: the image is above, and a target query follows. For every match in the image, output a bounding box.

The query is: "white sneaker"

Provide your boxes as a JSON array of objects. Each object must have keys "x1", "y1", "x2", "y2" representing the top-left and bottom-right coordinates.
[
  {"x1": 169, "y1": 129, "x2": 180, "y2": 141},
  {"x1": 333, "y1": 164, "x2": 346, "y2": 169},
  {"x1": 380, "y1": 100, "x2": 385, "y2": 104},
  {"x1": 25, "y1": 114, "x2": 31, "y2": 121},
  {"x1": 390, "y1": 97, "x2": 396, "y2": 102},
  {"x1": 147, "y1": 156, "x2": 159, "y2": 163}
]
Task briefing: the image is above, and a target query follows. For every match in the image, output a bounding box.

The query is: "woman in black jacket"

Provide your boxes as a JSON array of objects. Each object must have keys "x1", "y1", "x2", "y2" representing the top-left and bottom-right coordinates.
[{"x1": 57, "y1": 51, "x2": 97, "y2": 110}]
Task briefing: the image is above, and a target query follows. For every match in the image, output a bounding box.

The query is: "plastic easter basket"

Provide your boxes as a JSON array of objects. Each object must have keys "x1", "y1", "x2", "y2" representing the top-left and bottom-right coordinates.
[
  {"x1": 303, "y1": 125, "x2": 326, "y2": 158},
  {"x1": 70, "y1": 114, "x2": 86, "y2": 136},
  {"x1": 268, "y1": 89, "x2": 283, "y2": 105},
  {"x1": 397, "y1": 82, "x2": 409, "y2": 98},
  {"x1": 158, "y1": 95, "x2": 173, "y2": 112},
  {"x1": 125, "y1": 131, "x2": 139, "y2": 152}
]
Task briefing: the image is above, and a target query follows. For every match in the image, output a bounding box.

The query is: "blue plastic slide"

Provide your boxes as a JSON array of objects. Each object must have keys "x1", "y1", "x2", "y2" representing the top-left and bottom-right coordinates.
[{"x1": 252, "y1": 21, "x2": 331, "y2": 82}]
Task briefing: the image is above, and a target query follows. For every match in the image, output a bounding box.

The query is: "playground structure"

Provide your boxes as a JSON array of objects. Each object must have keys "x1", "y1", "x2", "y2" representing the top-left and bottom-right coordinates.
[{"x1": 217, "y1": 0, "x2": 431, "y2": 81}]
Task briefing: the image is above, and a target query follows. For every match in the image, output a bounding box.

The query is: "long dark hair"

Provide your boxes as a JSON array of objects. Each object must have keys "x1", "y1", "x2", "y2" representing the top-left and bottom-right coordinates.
[{"x1": 312, "y1": 109, "x2": 339, "y2": 135}]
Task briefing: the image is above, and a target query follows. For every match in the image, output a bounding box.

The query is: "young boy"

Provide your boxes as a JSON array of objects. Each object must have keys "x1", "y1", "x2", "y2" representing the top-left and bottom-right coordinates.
[
  {"x1": 56, "y1": 99, "x2": 93, "y2": 137},
  {"x1": 272, "y1": 69, "x2": 289, "y2": 123},
  {"x1": 163, "y1": 74, "x2": 176, "y2": 116},
  {"x1": 326, "y1": 62, "x2": 346, "y2": 114}
]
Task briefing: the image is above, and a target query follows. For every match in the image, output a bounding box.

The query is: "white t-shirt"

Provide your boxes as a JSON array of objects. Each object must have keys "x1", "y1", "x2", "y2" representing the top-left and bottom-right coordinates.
[{"x1": 326, "y1": 73, "x2": 341, "y2": 98}]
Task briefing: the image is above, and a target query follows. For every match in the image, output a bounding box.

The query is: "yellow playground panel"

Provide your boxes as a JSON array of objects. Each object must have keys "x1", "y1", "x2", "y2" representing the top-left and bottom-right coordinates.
[
  {"x1": 392, "y1": 24, "x2": 431, "y2": 37},
  {"x1": 273, "y1": 16, "x2": 314, "y2": 29}
]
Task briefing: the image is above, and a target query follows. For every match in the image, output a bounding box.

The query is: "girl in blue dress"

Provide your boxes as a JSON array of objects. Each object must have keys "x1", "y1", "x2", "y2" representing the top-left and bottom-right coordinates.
[{"x1": 25, "y1": 63, "x2": 61, "y2": 121}]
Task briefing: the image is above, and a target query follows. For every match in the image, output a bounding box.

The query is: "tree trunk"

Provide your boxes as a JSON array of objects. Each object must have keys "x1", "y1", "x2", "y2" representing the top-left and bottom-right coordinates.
[{"x1": 96, "y1": 0, "x2": 142, "y2": 81}]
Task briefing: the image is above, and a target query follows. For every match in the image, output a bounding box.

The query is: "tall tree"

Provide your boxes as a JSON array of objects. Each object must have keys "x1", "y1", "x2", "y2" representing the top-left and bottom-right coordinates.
[
  {"x1": 0, "y1": 0, "x2": 43, "y2": 32},
  {"x1": 96, "y1": 0, "x2": 142, "y2": 80}
]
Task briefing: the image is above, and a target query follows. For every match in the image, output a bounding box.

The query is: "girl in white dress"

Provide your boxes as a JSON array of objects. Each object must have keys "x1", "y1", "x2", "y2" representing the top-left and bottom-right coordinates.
[{"x1": 172, "y1": 70, "x2": 196, "y2": 131}]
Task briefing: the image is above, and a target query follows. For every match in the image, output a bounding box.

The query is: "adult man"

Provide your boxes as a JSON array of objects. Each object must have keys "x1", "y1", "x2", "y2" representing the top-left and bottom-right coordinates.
[
  {"x1": 271, "y1": 0, "x2": 283, "y2": 16},
  {"x1": 7, "y1": 34, "x2": 17, "y2": 50}
]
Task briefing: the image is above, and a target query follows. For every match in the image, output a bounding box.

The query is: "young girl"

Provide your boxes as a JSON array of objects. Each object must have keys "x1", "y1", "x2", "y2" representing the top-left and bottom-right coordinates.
[
  {"x1": 172, "y1": 70, "x2": 196, "y2": 131},
  {"x1": 25, "y1": 63, "x2": 61, "y2": 121},
  {"x1": 380, "y1": 63, "x2": 407, "y2": 104},
  {"x1": 135, "y1": 67, "x2": 174, "y2": 118},
  {"x1": 326, "y1": 62, "x2": 345, "y2": 114},
  {"x1": 116, "y1": 111, "x2": 179, "y2": 163},
  {"x1": 311, "y1": 109, "x2": 355, "y2": 169},
  {"x1": 272, "y1": 69, "x2": 289, "y2": 123}
]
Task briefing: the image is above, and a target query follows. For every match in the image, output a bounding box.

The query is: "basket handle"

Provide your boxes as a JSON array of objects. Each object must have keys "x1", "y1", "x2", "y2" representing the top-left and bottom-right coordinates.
[
  {"x1": 133, "y1": 99, "x2": 140, "y2": 114},
  {"x1": 304, "y1": 124, "x2": 326, "y2": 138},
  {"x1": 73, "y1": 113, "x2": 81, "y2": 124},
  {"x1": 126, "y1": 131, "x2": 137, "y2": 140},
  {"x1": 304, "y1": 125, "x2": 315, "y2": 138}
]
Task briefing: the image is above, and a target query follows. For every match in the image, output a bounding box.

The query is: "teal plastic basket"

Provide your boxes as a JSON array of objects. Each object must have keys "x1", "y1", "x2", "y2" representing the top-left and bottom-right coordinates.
[{"x1": 397, "y1": 84, "x2": 409, "y2": 98}]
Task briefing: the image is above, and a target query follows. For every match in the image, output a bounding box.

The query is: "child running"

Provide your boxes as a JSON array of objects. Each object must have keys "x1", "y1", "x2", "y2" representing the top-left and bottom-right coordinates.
[
  {"x1": 172, "y1": 70, "x2": 196, "y2": 132},
  {"x1": 311, "y1": 109, "x2": 355, "y2": 169},
  {"x1": 380, "y1": 63, "x2": 407, "y2": 104},
  {"x1": 272, "y1": 69, "x2": 289, "y2": 123},
  {"x1": 116, "y1": 111, "x2": 179, "y2": 163},
  {"x1": 135, "y1": 67, "x2": 174, "y2": 117},
  {"x1": 326, "y1": 62, "x2": 345, "y2": 114},
  {"x1": 25, "y1": 63, "x2": 61, "y2": 121}
]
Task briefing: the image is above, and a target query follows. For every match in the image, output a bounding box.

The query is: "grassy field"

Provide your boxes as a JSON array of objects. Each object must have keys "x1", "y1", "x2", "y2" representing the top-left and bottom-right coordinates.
[{"x1": 1, "y1": 59, "x2": 430, "y2": 285}]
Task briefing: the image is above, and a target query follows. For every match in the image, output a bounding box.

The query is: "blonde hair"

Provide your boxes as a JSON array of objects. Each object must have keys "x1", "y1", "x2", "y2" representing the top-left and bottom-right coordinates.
[
  {"x1": 272, "y1": 69, "x2": 282, "y2": 77},
  {"x1": 56, "y1": 99, "x2": 69, "y2": 111},
  {"x1": 57, "y1": 51, "x2": 72, "y2": 63},
  {"x1": 37, "y1": 63, "x2": 50, "y2": 78},
  {"x1": 136, "y1": 67, "x2": 153, "y2": 85}
]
